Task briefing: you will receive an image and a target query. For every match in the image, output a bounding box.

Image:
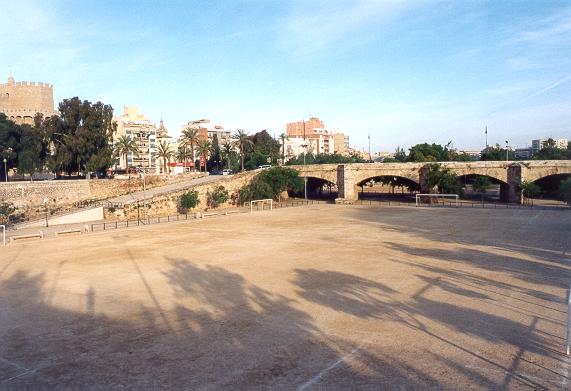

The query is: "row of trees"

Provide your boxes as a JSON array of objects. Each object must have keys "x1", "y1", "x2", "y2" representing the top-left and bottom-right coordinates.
[
  {"x1": 144, "y1": 128, "x2": 280, "y2": 175},
  {"x1": 382, "y1": 140, "x2": 571, "y2": 163},
  {"x1": 1, "y1": 98, "x2": 116, "y2": 179}
]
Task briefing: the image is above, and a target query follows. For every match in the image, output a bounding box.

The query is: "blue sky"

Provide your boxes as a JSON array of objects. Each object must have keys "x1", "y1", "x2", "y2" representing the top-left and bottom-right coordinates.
[{"x1": 2, "y1": 0, "x2": 570, "y2": 152}]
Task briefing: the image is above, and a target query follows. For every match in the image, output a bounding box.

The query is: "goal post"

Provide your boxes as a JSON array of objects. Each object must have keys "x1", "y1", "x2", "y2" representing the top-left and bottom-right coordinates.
[
  {"x1": 250, "y1": 199, "x2": 273, "y2": 213},
  {"x1": 415, "y1": 194, "x2": 459, "y2": 207}
]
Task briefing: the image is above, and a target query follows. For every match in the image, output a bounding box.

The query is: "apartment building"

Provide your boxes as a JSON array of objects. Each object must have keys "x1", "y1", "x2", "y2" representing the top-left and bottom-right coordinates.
[{"x1": 114, "y1": 106, "x2": 157, "y2": 172}]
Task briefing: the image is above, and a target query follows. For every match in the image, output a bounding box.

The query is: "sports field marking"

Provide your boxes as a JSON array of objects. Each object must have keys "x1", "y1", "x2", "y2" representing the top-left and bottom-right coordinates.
[{"x1": 297, "y1": 347, "x2": 361, "y2": 390}]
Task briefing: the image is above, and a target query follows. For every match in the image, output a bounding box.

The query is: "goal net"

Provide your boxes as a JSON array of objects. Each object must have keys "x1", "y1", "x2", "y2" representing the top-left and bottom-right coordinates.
[
  {"x1": 415, "y1": 194, "x2": 459, "y2": 207},
  {"x1": 250, "y1": 199, "x2": 273, "y2": 213}
]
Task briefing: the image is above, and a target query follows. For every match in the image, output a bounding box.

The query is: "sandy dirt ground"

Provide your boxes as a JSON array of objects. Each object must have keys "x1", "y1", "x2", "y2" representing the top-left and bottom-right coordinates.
[{"x1": 1, "y1": 204, "x2": 570, "y2": 389}]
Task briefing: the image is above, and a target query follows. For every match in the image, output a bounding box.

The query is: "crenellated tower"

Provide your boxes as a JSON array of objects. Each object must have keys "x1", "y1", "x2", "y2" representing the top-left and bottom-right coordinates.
[{"x1": 0, "y1": 71, "x2": 56, "y2": 125}]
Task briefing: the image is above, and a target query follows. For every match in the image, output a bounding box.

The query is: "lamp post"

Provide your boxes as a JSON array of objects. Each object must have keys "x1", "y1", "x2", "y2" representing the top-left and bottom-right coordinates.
[
  {"x1": 3, "y1": 158, "x2": 6, "y2": 182},
  {"x1": 43, "y1": 198, "x2": 49, "y2": 227},
  {"x1": 302, "y1": 143, "x2": 308, "y2": 201},
  {"x1": 505, "y1": 140, "x2": 509, "y2": 162},
  {"x1": 140, "y1": 169, "x2": 147, "y2": 222}
]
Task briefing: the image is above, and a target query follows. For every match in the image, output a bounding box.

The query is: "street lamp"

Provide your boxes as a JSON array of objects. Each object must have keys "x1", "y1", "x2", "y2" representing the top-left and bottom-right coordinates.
[
  {"x1": 3, "y1": 158, "x2": 6, "y2": 182},
  {"x1": 139, "y1": 169, "x2": 147, "y2": 222},
  {"x1": 505, "y1": 140, "x2": 509, "y2": 162},
  {"x1": 43, "y1": 198, "x2": 49, "y2": 227},
  {"x1": 302, "y1": 143, "x2": 308, "y2": 201}
]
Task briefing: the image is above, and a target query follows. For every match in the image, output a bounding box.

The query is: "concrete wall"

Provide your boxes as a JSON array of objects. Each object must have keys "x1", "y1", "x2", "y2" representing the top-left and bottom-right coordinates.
[
  {"x1": 0, "y1": 180, "x2": 92, "y2": 208},
  {"x1": 19, "y1": 207, "x2": 104, "y2": 228}
]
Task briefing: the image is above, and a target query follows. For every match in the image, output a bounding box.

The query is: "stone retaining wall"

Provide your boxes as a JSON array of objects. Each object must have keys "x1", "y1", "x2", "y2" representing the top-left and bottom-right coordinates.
[{"x1": 107, "y1": 172, "x2": 259, "y2": 221}]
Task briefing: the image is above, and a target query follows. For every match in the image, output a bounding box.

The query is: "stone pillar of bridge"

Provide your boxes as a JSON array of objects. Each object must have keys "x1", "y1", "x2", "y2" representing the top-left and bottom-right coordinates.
[
  {"x1": 501, "y1": 164, "x2": 522, "y2": 204},
  {"x1": 336, "y1": 164, "x2": 357, "y2": 201},
  {"x1": 419, "y1": 165, "x2": 431, "y2": 193}
]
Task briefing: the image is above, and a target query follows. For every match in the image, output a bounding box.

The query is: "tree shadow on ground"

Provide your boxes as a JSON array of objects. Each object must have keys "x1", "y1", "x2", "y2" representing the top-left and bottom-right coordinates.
[
  {"x1": 350, "y1": 207, "x2": 571, "y2": 260},
  {"x1": 292, "y1": 266, "x2": 568, "y2": 389},
  {"x1": 0, "y1": 260, "x2": 442, "y2": 389}
]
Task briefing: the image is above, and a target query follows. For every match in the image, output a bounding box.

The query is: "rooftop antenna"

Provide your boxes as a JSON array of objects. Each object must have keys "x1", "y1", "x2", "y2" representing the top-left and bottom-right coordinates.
[
  {"x1": 485, "y1": 126, "x2": 488, "y2": 148},
  {"x1": 368, "y1": 132, "x2": 371, "y2": 161}
]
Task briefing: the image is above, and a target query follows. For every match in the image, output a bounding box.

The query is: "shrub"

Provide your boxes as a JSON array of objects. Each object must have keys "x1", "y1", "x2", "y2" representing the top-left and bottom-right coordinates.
[
  {"x1": 208, "y1": 185, "x2": 229, "y2": 208},
  {"x1": 238, "y1": 167, "x2": 303, "y2": 203},
  {"x1": 425, "y1": 163, "x2": 462, "y2": 195},
  {"x1": 180, "y1": 190, "x2": 200, "y2": 212},
  {"x1": 558, "y1": 177, "x2": 571, "y2": 206},
  {"x1": 0, "y1": 202, "x2": 16, "y2": 225}
]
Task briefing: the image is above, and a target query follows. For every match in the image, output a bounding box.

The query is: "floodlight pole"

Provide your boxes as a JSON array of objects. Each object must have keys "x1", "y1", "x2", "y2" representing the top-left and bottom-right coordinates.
[
  {"x1": 141, "y1": 170, "x2": 147, "y2": 222},
  {"x1": 3, "y1": 158, "x2": 7, "y2": 182},
  {"x1": 43, "y1": 198, "x2": 49, "y2": 227},
  {"x1": 505, "y1": 140, "x2": 509, "y2": 162}
]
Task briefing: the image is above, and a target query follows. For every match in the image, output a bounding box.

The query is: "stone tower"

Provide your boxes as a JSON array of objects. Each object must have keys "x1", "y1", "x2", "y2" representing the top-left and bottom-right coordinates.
[{"x1": 0, "y1": 72, "x2": 56, "y2": 125}]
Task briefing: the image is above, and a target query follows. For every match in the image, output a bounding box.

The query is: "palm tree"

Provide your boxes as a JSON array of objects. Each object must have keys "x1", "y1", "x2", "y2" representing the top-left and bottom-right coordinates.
[
  {"x1": 196, "y1": 139, "x2": 212, "y2": 172},
  {"x1": 232, "y1": 129, "x2": 254, "y2": 172},
  {"x1": 176, "y1": 146, "x2": 192, "y2": 164},
  {"x1": 279, "y1": 133, "x2": 288, "y2": 164},
  {"x1": 222, "y1": 140, "x2": 233, "y2": 170},
  {"x1": 179, "y1": 127, "x2": 200, "y2": 172},
  {"x1": 156, "y1": 140, "x2": 174, "y2": 176},
  {"x1": 114, "y1": 135, "x2": 139, "y2": 173}
]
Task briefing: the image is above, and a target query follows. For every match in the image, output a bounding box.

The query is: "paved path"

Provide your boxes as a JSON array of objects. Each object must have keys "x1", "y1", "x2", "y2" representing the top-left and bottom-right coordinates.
[{"x1": 109, "y1": 174, "x2": 226, "y2": 204}]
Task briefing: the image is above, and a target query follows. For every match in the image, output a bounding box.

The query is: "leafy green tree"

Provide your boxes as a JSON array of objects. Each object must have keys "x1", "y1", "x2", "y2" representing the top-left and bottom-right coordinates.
[
  {"x1": 207, "y1": 133, "x2": 222, "y2": 172},
  {"x1": 114, "y1": 135, "x2": 139, "y2": 172},
  {"x1": 558, "y1": 177, "x2": 571, "y2": 205},
  {"x1": 180, "y1": 190, "x2": 200, "y2": 212},
  {"x1": 481, "y1": 144, "x2": 514, "y2": 161},
  {"x1": 286, "y1": 152, "x2": 367, "y2": 165},
  {"x1": 520, "y1": 180, "x2": 540, "y2": 198},
  {"x1": 471, "y1": 175, "x2": 492, "y2": 203},
  {"x1": 407, "y1": 143, "x2": 450, "y2": 162},
  {"x1": 533, "y1": 139, "x2": 568, "y2": 160},
  {"x1": 238, "y1": 167, "x2": 303, "y2": 203},
  {"x1": 425, "y1": 163, "x2": 462, "y2": 194},
  {"x1": 156, "y1": 140, "x2": 174, "y2": 175},
  {"x1": 246, "y1": 130, "x2": 280, "y2": 167},
  {"x1": 208, "y1": 185, "x2": 229, "y2": 208},
  {"x1": 49, "y1": 98, "x2": 116, "y2": 176},
  {"x1": 232, "y1": 129, "x2": 254, "y2": 172},
  {"x1": 0, "y1": 114, "x2": 19, "y2": 179},
  {"x1": 180, "y1": 127, "x2": 200, "y2": 172}
]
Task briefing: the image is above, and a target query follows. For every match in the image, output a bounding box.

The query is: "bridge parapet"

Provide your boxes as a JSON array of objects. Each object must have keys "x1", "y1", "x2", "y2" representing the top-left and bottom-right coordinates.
[{"x1": 286, "y1": 160, "x2": 571, "y2": 203}]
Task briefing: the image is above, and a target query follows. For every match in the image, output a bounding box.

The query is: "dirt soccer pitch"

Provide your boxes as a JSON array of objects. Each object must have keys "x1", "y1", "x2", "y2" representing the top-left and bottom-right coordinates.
[{"x1": 1, "y1": 205, "x2": 570, "y2": 389}]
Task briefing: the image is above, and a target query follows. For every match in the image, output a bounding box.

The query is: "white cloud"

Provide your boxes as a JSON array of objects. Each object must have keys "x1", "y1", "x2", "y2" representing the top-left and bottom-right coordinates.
[
  {"x1": 511, "y1": 7, "x2": 571, "y2": 45},
  {"x1": 276, "y1": 0, "x2": 431, "y2": 57},
  {"x1": 505, "y1": 57, "x2": 543, "y2": 71}
]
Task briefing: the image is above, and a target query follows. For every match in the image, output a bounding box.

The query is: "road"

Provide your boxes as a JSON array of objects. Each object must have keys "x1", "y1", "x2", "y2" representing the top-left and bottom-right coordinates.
[{"x1": 109, "y1": 174, "x2": 226, "y2": 204}]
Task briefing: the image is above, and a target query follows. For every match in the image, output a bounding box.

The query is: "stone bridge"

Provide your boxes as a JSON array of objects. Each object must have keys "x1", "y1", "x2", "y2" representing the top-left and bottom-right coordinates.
[{"x1": 288, "y1": 160, "x2": 571, "y2": 203}]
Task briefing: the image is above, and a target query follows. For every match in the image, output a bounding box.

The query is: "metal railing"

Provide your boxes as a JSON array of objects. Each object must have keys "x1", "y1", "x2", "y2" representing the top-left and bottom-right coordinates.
[
  {"x1": 353, "y1": 198, "x2": 569, "y2": 210},
  {"x1": 74, "y1": 200, "x2": 124, "y2": 209}
]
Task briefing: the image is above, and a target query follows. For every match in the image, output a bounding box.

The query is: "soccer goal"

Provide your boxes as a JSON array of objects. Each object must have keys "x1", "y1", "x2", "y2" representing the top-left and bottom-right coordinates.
[
  {"x1": 250, "y1": 199, "x2": 273, "y2": 213},
  {"x1": 415, "y1": 194, "x2": 459, "y2": 207}
]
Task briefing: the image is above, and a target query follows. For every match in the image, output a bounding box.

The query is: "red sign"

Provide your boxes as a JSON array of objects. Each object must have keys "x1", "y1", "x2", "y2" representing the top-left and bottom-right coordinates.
[
  {"x1": 200, "y1": 155, "x2": 206, "y2": 168},
  {"x1": 168, "y1": 162, "x2": 194, "y2": 167}
]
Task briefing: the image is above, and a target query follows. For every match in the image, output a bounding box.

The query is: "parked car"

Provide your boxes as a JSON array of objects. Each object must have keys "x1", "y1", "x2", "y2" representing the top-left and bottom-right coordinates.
[
  {"x1": 222, "y1": 169, "x2": 233, "y2": 175},
  {"x1": 259, "y1": 165, "x2": 271, "y2": 170}
]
